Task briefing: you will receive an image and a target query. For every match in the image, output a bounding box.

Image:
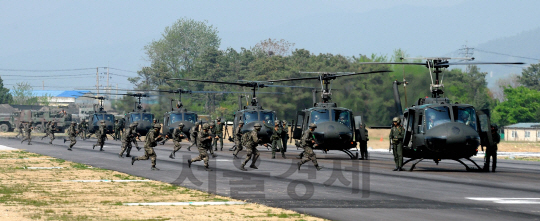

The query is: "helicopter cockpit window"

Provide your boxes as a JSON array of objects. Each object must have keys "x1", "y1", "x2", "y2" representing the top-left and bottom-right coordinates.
[
  {"x1": 455, "y1": 107, "x2": 477, "y2": 130},
  {"x1": 243, "y1": 112, "x2": 258, "y2": 124},
  {"x1": 332, "y1": 110, "x2": 352, "y2": 128},
  {"x1": 310, "y1": 109, "x2": 330, "y2": 125},
  {"x1": 184, "y1": 113, "x2": 197, "y2": 123},
  {"x1": 130, "y1": 113, "x2": 141, "y2": 122},
  {"x1": 260, "y1": 112, "x2": 275, "y2": 125},
  {"x1": 169, "y1": 113, "x2": 182, "y2": 124},
  {"x1": 425, "y1": 106, "x2": 451, "y2": 130},
  {"x1": 142, "y1": 113, "x2": 153, "y2": 122}
]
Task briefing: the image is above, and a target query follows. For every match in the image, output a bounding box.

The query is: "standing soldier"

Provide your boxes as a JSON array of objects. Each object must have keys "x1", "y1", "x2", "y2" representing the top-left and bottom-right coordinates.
[
  {"x1": 131, "y1": 123, "x2": 163, "y2": 170},
  {"x1": 113, "y1": 119, "x2": 121, "y2": 141},
  {"x1": 484, "y1": 124, "x2": 500, "y2": 172},
  {"x1": 270, "y1": 120, "x2": 284, "y2": 159},
  {"x1": 240, "y1": 123, "x2": 267, "y2": 171},
  {"x1": 389, "y1": 117, "x2": 404, "y2": 171},
  {"x1": 208, "y1": 122, "x2": 217, "y2": 158},
  {"x1": 47, "y1": 121, "x2": 57, "y2": 144},
  {"x1": 297, "y1": 123, "x2": 322, "y2": 171},
  {"x1": 15, "y1": 122, "x2": 25, "y2": 138},
  {"x1": 169, "y1": 123, "x2": 187, "y2": 159},
  {"x1": 232, "y1": 121, "x2": 244, "y2": 159},
  {"x1": 187, "y1": 122, "x2": 200, "y2": 151},
  {"x1": 281, "y1": 120, "x2": 289, "y2": 154},
  {"x1": 187, "y1": 123, "x2": 212, "y2": 171},
  {"x1": 64, "y1": 122, "x2": 78, "y2": 151},
  {"x1": 21, "y1": 122, "x2": 33, "y2": 145},
  {"x1": 41, "y1": 121, "x2": 51, "y2": 140},
  {"x1": 215, "y1": 117, "x2": 224, "y2": 151},
  {"x1": 119, "y1": 123, "x2": 138, "y2": 158},
  {"x1": 92, "y1": 120, "x2": 107, "y2": 151},
  {"x1": 359, "y1": 123, "x2": 369, "y2": 160}
]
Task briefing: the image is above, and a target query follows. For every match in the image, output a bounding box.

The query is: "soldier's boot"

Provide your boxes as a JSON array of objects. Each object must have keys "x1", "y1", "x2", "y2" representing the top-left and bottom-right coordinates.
[
  {"x1": 21, "y1": 140, "x2": 23, "y2": 144},
  {"x1": 28, "y1": 143, "x2": 32, "y2": 145},
  {"x1": 67, "y1": 148, "x2": 72, "y2": 151},
  {"x1": 126, "y1": 154, "x2": 131, "y2": 157},
  {"x1": 63, "y1": 138, "x2": 66, "y2": 143},
  {"x1": 151, "y1": 166, "x2": 160, "y2": 171},
  {"x1": 396, "y1": 167, "x2": 403, "y2": 171},
  {"x1": 240, "y1": 164, "x2": 247, "y2": 171},
  {"x1": 315, "y1": 164, "x2": 322, "y2": 171},
  {"x1": 296, "y1": 152, "x2": 304, "y2": 159},
  {"x1": 49, "y1": 141, "x2": 52, "y2": 144},
  {"x1": 282, "y1": 152, "x2": 286, "y2": 159},
  {"x1": 393, "y1": 167, "x2": 399, "y2": 171},
  {"x1": 297, "y1": 162, "x2": 302, "y2": 170},
  {"x1": 271, "y1": 152, "x2": 276, "y2": 159},
  {"x1": 187, "y1": 159, "x2": 192, "y2": 168},
  {"x1": 118, "y1": 154, "x2": 123, "y2": 158},
  {"x1": 249, "y1": 164, "x2": 258, "y2": 169},
  {"x1": 136, "y1": 146, "x2": 141, "y2": 151},
  {"x1": 169, "y1": 152, "x2": 175, "y2": 159},
  {"x1": 131, "y1": 156, "x2": 136, "y2": 165},
  {"x1": 212, "y1": 153, "x2": 217, "y2": 158},
  {"x1": 233, "y1": 154, "x2": 239, "y2": 159},
  {"x1": 205, "y1": 166, "x2": 212, "y2": 171},
  {"x1": 92, "y1": 144, "x2": 96, "y2": 149},
  {"x1": 99, "y1": 145, "x2": 104, "y2": 151},
  {"x1": 483, "y1": 163, "x2": 489, "y2": 172}
]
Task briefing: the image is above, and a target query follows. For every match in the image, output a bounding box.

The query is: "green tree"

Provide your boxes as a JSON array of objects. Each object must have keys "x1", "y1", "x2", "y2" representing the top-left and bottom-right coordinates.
[
  {"x1": 0, "y1": 76, "x2": 13, "y2": 104},
  {"x1": 10, "y1": 82, "x2": 37, "y2": 105},
  {"x1": 518, "y1": 63, "x2": 540, "y2": 90},
  {"x1": 492, "y1": 86, "x2": 540, "y2": 126}
]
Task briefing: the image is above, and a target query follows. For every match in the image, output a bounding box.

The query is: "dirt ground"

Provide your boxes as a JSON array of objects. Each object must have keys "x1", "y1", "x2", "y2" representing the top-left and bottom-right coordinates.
[{"x1": 0, "y1": 150, "x2": 324, "y2": 221}]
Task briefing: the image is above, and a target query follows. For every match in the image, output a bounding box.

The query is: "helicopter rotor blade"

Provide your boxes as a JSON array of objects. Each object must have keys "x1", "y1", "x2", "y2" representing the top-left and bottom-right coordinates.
[
  {"x1": 191, "y1": 91, "x2": 284, "y2": 95},
  {"x1": 436, "y1": 62, "x2": 525, "y2": 66},
  {"x1": 168, "y1": 78, "x2": 248, "y2": 86},
  {"x1": 268, "y1": 70, "x2": 392, "y2": 82}
]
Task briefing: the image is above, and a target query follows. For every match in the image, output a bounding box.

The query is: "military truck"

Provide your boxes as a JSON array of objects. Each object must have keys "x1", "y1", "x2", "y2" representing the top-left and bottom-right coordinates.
[{"x1": 0, "y1": 110, "x2": 73, "y2": 132}]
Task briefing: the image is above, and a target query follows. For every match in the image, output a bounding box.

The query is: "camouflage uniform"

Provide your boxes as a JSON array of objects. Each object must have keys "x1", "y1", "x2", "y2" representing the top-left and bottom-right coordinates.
[
  {"x1": 209, "y1": 123, "x2": 217, "y2": 156},
  {"x1": 232, "y1": 122, "x2": 244, "y2": 158},
  {"x1": 119, "y1": 124, "x2": 137, "y2": 157},
  {"x1": 359, "y1": 124, "x2": 369, "y2": 160},
  {"x1": 240, "y1": 124, "x2": 262, "y2": 171},
  {"x1": 187, "y1": 123, "x2": 199, "y2": 151},
  {"x1": 21, "y1": 123, "x2": 33, "y2": 145},
  {"x1": 114, "y1": 120, "x2": 121, "y2": 140},
  {"x1": 389, "y1": 118, "x2": 405, "y2": 171},
  {"x1": 281, "y1": 121, "x2": 289, "y2": 153},
  {"x1": 188, "y1": 124, "x2": 212, "y2": 170},
  {"x1": 130, "y1": 123, "x2": 140, "y2": 150},
  {"x1": 47, "y1": 122, "x2": 57, "y2": 144},
  {"x1": 298, "y1": 125, "x2": 321, "y2": 170},
  {"x1": 64, "y1": 123, "x2": 77, "y2": 150},
  {"x1": 132, "y1": 124, "x2": 163, "y2": 170},
  {"x1": 15, "y1": 123, "x2": 24, "y2": 138},
  {"x1": 92, "y1": 121, "x2": 107, "y2": 151},
  {"x1": 41, "y1": 121, "x2": 51, "y2": 140},
  {"x1": 214, "y1": 119, "x2": 224, "y2": 151},
  {"x1": 270, "y1": 122, "x2": 283, "y2": 159},
  {"x1": 169, "y1": 124, "x2": 187, "y2": 159},
  {"x1": 79, "y1": 120, "x2": 88, "y2": 140},
  {"x1": 484, "y1": 125, "x2": 500, "y2": 172}
]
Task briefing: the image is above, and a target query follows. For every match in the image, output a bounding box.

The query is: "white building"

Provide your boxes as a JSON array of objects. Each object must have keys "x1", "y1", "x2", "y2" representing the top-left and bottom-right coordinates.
[{"x1": 504, "y1": 123, "x2": 540, "y2": 142}]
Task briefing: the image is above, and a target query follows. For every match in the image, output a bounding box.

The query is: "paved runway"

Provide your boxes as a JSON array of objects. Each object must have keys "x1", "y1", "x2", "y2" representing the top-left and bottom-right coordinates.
[{"x1": 3, "y1": 137, "x2": 540, "y2": 221}]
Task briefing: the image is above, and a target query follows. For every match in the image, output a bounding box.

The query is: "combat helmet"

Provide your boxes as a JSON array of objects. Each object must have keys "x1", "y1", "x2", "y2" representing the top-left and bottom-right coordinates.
[
  {"x1": 202, "y1": 123, "x2": 210, "y2": 130},
  {"x1": 308, "y1": 123, "x2": 317, "y2": 129},
  {"x1": 392, "y1": 117, "x2": 401, "y2": 124},
  {"x1": 238, "y1": 120, "x2": 244, "y2": 124},
  {"x1": 153, "y1": 123, "x2": 161, "y2": 129},
  {"x1": 178, "y1": 123, "x2": 184, "y2": 128},
  {"x1": 254, "y1": 123, "x2": 262, "y2": 130}
]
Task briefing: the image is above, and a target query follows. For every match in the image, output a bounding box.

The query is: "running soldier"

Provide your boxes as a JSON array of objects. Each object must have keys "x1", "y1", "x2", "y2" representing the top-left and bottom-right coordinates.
[
  {"x1": 15, "y1": 122, "x2": 25, "y2": 138},
  {"x1": 92, "y1": 120, "x2": 107, "y2": 151},
  {"x1": 41, "y1": 121, "x2": 51, "y2": 140},
  {"x1": 64, "y1": 122, "x2": 78, "y2": 151},
  {"x1": 131, "y1": 123, "x2": 163, "y2": 170},
  {"x1": 47, "y1": 121, "x2": 58, "y2": 144},
  {"x1": 187, "y1": 122, "x2": 200, "y2": 151},
  {"x1": 297, "y1": 123, "x2": 322, "y2": 171},
  {"x1": 187, "y1": 123, "x2": 212, "y2": 171},
  {"x1": 240, "y1": 123, "x2": 267, "y2": 171},
  {"x1": 169, "y1": 123, "x2": 187, "y2": 159},
  {"x1": 232, "y1": 121, "x2": 244, "y2": 159},
  {"x1": 119, "y1": 123, "x2": 138, "y2": 158},
  {"x1": 78, "y1": 119, "x2": 88, "y2": 140},
  {"x1": 21, "y1": 122, "x2": 33, "y2": 145}
]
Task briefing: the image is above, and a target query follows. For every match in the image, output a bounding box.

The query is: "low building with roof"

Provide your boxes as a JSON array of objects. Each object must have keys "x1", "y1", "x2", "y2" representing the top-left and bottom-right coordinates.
[
  {"x1": 32, "y1": 90, "x2": 92, "y2": 106},
  {"x1": 504, "y1": 123, "x2": 540, "y2": 142}
]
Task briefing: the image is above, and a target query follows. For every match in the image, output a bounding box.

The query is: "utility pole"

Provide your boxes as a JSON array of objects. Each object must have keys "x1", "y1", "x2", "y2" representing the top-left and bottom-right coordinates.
[
  {"x1": 107, "y1": 66, "x2": 110, "y2": 94},
  {"x1": 459, "y1": 43, "x2": 474, "y2": 72},
  {"x1": 42, "y1": 81, "x2": 44, "y2": 90},
  {"x1": 96, "y1": 67, "x2": 99, "y2": 97},
  {"x1": 116, "y1": 84, "x2": 118, "y2": 100}
]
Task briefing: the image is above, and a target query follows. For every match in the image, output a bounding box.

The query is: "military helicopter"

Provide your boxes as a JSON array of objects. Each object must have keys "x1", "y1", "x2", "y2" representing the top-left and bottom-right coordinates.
[
  {"x1": 168, "y1": 78, "x2": 304, "y2": 146},
  {"x1": 78, "y1": 95, "x2": 115, "y2": 135},
  {"x1": 268, "y1": 70, "x2": 392, "y2": 159},
  {"x1": 360, "y1": 57, "x2": 524, "y2": 170},
  {"x1": 121, "y1": 92, "x2": 156, "y2": 135}
]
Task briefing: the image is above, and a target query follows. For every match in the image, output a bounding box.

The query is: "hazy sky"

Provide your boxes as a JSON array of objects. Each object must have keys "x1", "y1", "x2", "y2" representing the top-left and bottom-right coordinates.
[{"x1": 1, "y1": 0, "x2": 538, "y2": 91}]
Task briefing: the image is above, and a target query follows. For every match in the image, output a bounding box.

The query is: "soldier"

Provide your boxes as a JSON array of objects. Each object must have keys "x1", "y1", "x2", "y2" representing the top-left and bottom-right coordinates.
[
  {"x1": 232, "y1": 121, "x2": 244, "y2": 159},
  {"x1": 214, "y1": 117, "x2": 224, "y2": 151},
  {"x1": 187, "y1": 123, "x2": 212, "y2": 171},
  {"x1": 15, "y1": 122, "x2": 25, "y2": 138},
  {"x1": 47, "y1": 121, "x2": 57, "y2": 144},
  {"x1": 240, "y1": 123, "x2": 267, "y2": 171},
  {"x1": 270, "y1": 120, "x2": 284, "y2": 159},
  {"x1": 21, "y1": 122, "x2": 33, "y2": 145},
  {"x1": 92, "y1": 120, "x2": 107, "y2": 151},
  {"x1": 119, "y1": 123, "x2": 138, "y2": 158},
  {"x1": 208, "y1": 122, "x2": 217, "y2": 158},
  {"x1": 169, "y1": 123, "x2": 187, "y2": 159},
  {"x1": 359, "y1": 123, "x2": 369, "y2": 160},
  {"x1": 281, "y1": 120, "x2": 289, "y2": 154},
  {"x1": 119, "y1": 117, "x2": 126, "y2": 136},
  {"x1": 131, "y1": 122, "x2": 141, "y2": 151},
  {"x1": 484, "y1": 124, "x2": 500, "y2": 172},
  {"x1": 64, "y1": 122, "x2": 77, "y2": 151},
  {"x1": 41, "y1": 121, "x2": 51, "y2": 140},
  {"x1": 187, "y1": 122, "x2": 200, "y2": 151},
  {"x1": 113, "y1": 119, "x2": 121, "y2": 141},
  {"x1": 297, "y1": 123, "x2": 322, "y2": 171},
  {"x1": 389, "y1": 117, "x2": 405, "y2": 171},
  {"x1": 78, "y1": 119, "x2": 87, "y2": 140},
  {"x1": 131, "y1": 123, "x2": 163, "y2": 170}
]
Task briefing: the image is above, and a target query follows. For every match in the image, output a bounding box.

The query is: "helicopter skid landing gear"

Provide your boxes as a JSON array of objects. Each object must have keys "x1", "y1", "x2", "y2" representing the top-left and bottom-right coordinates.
[
  {"x1": 340, "y1": 149, "x2": 358, "y2": 159},
  {"x1": 453, "y1": 158, "x2": 482, "y2": 171},
  {"x1": 408, "y1": 158, "x2": 424, "y2": 171}
]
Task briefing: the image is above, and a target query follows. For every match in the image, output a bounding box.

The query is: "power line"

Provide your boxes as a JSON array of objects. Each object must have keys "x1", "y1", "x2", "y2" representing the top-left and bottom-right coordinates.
[
  {"x1": 0, "y1": 67, "x2": 98, "y2": 72},
  {"x1": 109, "y1": 67, "x2": 138, "y2": 73},
  {"x1": 475, "y1": 48, "x2": 540, "y2": 61}
]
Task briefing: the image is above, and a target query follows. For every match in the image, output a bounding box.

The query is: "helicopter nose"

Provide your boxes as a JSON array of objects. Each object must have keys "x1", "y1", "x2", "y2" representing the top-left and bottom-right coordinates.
[
  {"x1": 313, "y1": 122, "x2": 352, "y2": 144},
  {"x1": 424, "y1": 122, "x2": 480, "y2": 155}
]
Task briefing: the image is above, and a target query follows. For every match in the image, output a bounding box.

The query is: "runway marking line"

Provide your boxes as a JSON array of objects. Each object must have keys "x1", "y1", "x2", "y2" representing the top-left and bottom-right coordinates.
[
  {"x1": 124, "y1": 202, "x2": 246, "y2": 206},
  {"x1": 467, "y1": 197, "x2": 540, "y2": 204},
  {"x1": 63, "y1": 180, "x2": 151, "y2": 182}
]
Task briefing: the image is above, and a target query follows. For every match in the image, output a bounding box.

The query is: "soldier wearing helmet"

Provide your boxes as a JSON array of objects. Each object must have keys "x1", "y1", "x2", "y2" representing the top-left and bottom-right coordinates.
[
  {"x1": 389, "y1": 117, "x2": 405, "y2": 171},
  {"x1": 79, "y1": 119, "x2": 88, "y2": 140},
  {"x1": 484, "y1": 124, "x2": 500, "y2": 172},
  {"x1": 132, "y1": 123, "x2": 164, "y2": 170},
  {"x1": 208, "y1": 122, "x2": 217, "y2": 157},
  {"x1": 214, "y1": 118, "x2": 225, "y2": 151},
  {"x1": 298, "y1": 123, "x2": 322, "y2": 170},
  {"x1": 270, "y1": 120, "x2": 284, "y2": 159},
  {"x1": 169, "y1": 123, "x2": 187, "y2": 159},
  {"x1": 239, "y1": 123, "x2": 267, "y2": 171},
  {"x1": 281, "y1": 120, "x2": 289, "y2": 154},
  {"x1": 64, "y1": 121, "x2": 78, "y2": 151},
  {"x1": 188, "y1": 123, "x2": 213, "y2": 171},
  {"x1": 232, "y1": 120, "x2": 244, "y2": 157},
  {"x1": 21, "y1": 122, "x2": 34, "y2": 145},
  {"x1": 130, "y1": 122, "x2": 141, "y2": 151},
  {"x1": 187, "y1": 122, "x2": 200, "y2": 151},
  {"x1": 119, "y1": 123, "x2": 139, "y2": 158},
  {"x1": 92, "y1": 120, "x2": 107, "y2": 151}
]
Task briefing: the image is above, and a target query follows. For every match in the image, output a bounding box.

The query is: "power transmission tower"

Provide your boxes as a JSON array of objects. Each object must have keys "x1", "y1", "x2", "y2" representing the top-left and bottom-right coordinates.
[{"x1": 459, "y1": 43, "x2": 474, "y2": 72}]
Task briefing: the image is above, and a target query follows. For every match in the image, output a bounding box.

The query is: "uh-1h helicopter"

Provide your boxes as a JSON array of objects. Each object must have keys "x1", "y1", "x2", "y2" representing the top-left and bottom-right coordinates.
[
  {"x1": 362, "y1": 57, "x2": 524, "y2": 171},
  {"x1": 78, "y1": 95, "x2": 115, "y2": 135},
  {"x1": 121, "y1": 92, "x2": 155, "y2": 135},
  {"x1": 268, "y1": 70, "x2": 392, "y2": 159}
]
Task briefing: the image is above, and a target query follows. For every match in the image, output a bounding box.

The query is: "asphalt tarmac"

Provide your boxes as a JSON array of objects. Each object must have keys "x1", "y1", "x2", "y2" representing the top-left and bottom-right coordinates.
[{"x1": 3, "y1": 136, "x2": 540, "y2": 221}]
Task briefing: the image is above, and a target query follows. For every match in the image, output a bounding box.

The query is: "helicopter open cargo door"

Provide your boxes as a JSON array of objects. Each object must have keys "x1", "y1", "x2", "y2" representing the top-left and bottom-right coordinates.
[
  {"x1": 354, "y1": 116, "x2": 367, "y2": 142},
  {"x1": 293, "y1": 111, "x2": 305, "y2": 139},
  {"x1": 477, "y1": 109, "x2": 494, "y2": 148},
  {"x1": 403, "y1": 110, "x2": 414, "y2": 148}
]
